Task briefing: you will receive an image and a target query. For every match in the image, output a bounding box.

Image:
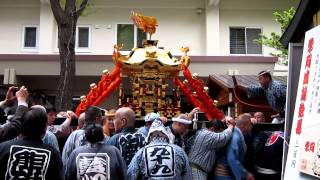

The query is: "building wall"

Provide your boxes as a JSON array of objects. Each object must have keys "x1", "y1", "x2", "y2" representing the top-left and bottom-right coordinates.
[
  {"x1": 0, "y1": 0, "x2": 299, "y2": 55},
  {"x1": 188, "y1": 62, "x2": 275, "y2": 76},
  {"x1": 219, "y1": 0, "x2": 299, "y2": 56},
  {"x1": 77, "y1": 7, "x2": 206, "y2": 55},
  {"x1": 0, "y1": 0, "x2": 297, "y2": 105},
  {"x1": 219, "y1": 9, "x2": 279, "y2": 56},
  {"x1": 0, "y1": 59, "x2": 115, "y2": 76},
  {"x1": 0, "y1": 57, "x2": 275, "y2": 76},
  {"x1": 0, "y1": 5, "x2": 39, "y2": 54}
]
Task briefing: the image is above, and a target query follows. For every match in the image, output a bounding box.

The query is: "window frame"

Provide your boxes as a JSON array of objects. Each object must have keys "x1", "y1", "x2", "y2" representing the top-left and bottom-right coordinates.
[
  {"x1": 21, "y1": 25, "x2": 39, "y2": 52},
  {"x1": 229, "y1": 26, "x2": 263, "y2": 56},
  {"x1": 75, "y1": 25, "x2": 92, "y2": 53},
  {"x1": 115, "y1": 23, "x2": 147, "y2": 55}
]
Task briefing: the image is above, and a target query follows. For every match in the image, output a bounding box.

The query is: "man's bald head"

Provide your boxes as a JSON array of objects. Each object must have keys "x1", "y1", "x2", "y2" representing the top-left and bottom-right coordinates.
[
  {"x1": 78, "y1": 112, "x2": 85, "y2": 129},
  {"x1": 113, "y1": 107, "x2": 136, "y2": 132},
  {"x1": 236, "y1": 113, "x2": 253, "y2": 135},
  {"x1": 254, "y1": 112, "x2": 265, "y2": 123}
]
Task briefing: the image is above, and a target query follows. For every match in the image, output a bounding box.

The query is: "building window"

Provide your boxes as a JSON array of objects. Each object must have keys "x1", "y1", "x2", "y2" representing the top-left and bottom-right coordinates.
[
  {"x1": 76, "y1": 26, "x2": 91, "y2": 51},
  {"x1": 229, "y1": 27, "x2": 262, "y2": 54},
  {"x1": 22, "y1": 26, "x2": 38, "y2": 49},
  {"x1": 117, "y1": 24, "x2": 147, "y2": 51}
]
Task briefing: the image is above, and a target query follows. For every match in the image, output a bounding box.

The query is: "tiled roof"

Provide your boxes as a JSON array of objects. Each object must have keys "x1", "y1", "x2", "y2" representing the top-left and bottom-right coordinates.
[{"x1": 208, "y1": 74, "x2": 287, "y2": 89}]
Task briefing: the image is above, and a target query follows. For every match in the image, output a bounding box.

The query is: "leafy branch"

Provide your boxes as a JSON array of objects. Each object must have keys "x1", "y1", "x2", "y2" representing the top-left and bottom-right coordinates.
[{"x1": 255, "y1": 7, "x2": 296, "y2": 65}]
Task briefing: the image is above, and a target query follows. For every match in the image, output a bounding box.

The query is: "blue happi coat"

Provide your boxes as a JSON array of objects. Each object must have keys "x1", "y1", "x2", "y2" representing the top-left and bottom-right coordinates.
[
  {"x1": 214, "y1": 128, "x2": 248, "y2": 180},
  {"x1": 127, "y1": 137, "x2": 192, "y2": 180}
]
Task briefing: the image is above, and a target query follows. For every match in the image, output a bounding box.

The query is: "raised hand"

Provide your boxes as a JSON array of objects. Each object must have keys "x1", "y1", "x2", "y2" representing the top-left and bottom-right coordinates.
[
  {"x1": 3, "y1": 86, "x2": 18, "y2": 105},
  {"x1": 16, "y1": 86, "x2": 28, "y2": 103}
]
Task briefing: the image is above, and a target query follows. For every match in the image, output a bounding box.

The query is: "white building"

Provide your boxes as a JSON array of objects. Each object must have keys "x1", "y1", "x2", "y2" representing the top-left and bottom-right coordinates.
[{"x1": 0, "y1": 0, "x2": 297, "y2": 106}]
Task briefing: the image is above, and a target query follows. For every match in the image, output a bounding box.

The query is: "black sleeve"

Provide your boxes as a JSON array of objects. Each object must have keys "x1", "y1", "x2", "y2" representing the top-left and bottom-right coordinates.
[
  {"x1": 0, "y1": 142, "x2": 10, "y2": 180},
  {"x1": 48, "y1": 148, "x2": 64, "y2": 180},
  {"x1": 0, "y1": 105, "x2": 28, "y2": 142}
]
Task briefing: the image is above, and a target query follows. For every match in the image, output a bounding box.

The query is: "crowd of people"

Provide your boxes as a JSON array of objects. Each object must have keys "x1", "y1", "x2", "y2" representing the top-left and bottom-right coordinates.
[{"x1": 0, "y1": 71, "x2": 285, "y2": 180}]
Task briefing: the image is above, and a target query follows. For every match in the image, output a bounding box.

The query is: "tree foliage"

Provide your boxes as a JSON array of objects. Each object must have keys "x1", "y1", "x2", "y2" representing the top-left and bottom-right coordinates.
[
  {"x1": 59, "y1": 0, "x2": 94, "y2": 16},
  {"x1": 255, "y1": 7, "x2": 296, "y2": 65}
]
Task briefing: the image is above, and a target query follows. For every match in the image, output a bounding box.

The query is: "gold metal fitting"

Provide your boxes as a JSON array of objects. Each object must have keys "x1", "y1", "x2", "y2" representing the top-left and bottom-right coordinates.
[
  {"x1": 204, "y1": 86, "x2": 209, "y2": 93},
  {"x1": 114, "y1": 44, "x2": 123, "y2": 51},
  {"x1": 180, "y1": 56, "x2": 190, "y2": 67},
  {"x1": 102, "y1": 69, "x2": 109, "y2": 75},
  {"x1": 183, "y1": 80, "x2": 189, "y2": 84},
  {"x1": 192, "y1": 73, "x2": 199, "y2": 80},
  {"x1": 80, "y1": 95, "x2": 86, "y2": 102},
  {"x1": 90, "y1": 83, "x2": 97, "y2": 89},
  {"x1": 180, "y1": 46, "x2": 190, "y2": 54}
]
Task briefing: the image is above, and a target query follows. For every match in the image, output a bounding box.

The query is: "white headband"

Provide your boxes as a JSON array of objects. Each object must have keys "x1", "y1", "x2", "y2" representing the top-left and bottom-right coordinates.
[
  {"x1": 172, "y1": 117, "x2": 192, "y2": 125},
  {"x1": 144, "y1": 112, "x2": 160, "y2": 122}
]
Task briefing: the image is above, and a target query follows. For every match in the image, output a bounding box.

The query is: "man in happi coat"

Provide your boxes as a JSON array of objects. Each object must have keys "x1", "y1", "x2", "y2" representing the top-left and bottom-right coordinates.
[
  {"x1": 62, "y1": 106, "x2": 107, "y2": 166},
  {"x1": 213, "y1": 114, "x2": 255, "y2": 180},
  {"x1": 127, "y1": 119, "x2": 192, "y2": 180},
  {"x1": 187, "y1": 116, "x2": 235, "y2": 180},
  {"x1": 137, "y1": 112, "x2": 160, "y2": 137},
  {"x1": 106, "y1": 107, "x2": 146, "y2": 165},
  {"x1": 65, "y1": 124, "x2": 126, "y2": 180},
  {"x1": 236, "y1": 70, "x2": 287, "y2": 118}
]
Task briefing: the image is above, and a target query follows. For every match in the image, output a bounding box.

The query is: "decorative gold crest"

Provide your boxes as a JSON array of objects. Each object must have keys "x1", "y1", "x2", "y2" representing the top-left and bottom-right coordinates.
[{"x1": 146, "y1": 49, "x2": 157, "y2": 58}]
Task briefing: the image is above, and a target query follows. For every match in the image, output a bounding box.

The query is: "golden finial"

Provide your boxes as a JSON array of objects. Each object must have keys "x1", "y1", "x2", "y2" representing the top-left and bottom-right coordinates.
[
  {"x1": 180, "y1": 47, "x2": 190, "y2": 67},
  {"x1": 180, "y1": 46, "x2": 190, "y2": 55}
]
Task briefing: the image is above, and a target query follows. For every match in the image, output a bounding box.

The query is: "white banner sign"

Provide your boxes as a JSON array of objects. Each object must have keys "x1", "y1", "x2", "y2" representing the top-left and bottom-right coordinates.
[{"x1": 284, "y1": 26, "x2": 320, "y2": 179}]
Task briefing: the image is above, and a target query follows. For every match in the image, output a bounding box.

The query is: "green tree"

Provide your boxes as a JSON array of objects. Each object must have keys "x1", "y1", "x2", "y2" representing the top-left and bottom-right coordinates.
[
  {"x1": 49, "y1": 0, "x2": 92, "y2": 112},
  {"x1": 255, "y1": 7, "x2": 296, "y2": 65}
]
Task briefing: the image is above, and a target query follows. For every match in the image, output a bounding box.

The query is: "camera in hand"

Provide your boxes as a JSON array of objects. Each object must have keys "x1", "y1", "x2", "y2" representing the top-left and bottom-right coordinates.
[
  {"x1": 194, "y1": 112, "x2": 208, "y2": 130},
  {"x1": 54, "y1": 117, "x2": 78, "y2": 126},
  {"x1": 195, "y1": 112, "x2": 207, "y2": 122},
  {"x1": 12, "y1": 87, "x2": 18, "y2": 96}
]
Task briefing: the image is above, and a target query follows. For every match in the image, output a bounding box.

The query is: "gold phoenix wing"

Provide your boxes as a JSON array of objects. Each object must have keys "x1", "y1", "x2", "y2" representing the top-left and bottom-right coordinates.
[{"x1": 131, "y1": 11, "x2": 158, "y2": 35}]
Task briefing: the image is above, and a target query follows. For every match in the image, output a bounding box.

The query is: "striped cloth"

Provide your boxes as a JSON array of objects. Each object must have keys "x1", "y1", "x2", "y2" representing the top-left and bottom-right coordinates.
[{"x1": 188, "y1": 128, "x2": 233, "y2": 180}]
